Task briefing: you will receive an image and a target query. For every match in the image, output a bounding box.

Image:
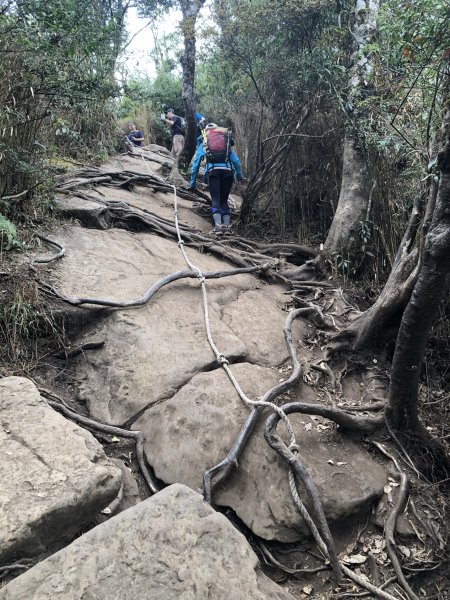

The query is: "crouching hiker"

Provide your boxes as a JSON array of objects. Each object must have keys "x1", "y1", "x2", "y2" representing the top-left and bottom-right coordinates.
[{"x1": 189, "y1": 123, "x2": 245, "y2": 236}]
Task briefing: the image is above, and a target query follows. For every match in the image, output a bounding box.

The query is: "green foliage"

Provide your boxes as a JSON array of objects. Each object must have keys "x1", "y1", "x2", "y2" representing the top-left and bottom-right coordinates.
[
  {"x1": 194, "y1": 0, "x2": 347, "y2": 240},
  {"x1": 0, "y1": 214, "x2": 20, "y2": 251},
  {"x1": 0, "y1": 0, "x2": 126, "y2": 221},
  {"x1": 331, "y1": 219, "x2": 375, "y2": 280},
  {"x1": 0, "y1": 281, "x2": 65, "y2": 368},
  {"x1": 120, "y1": 36, "x2": 184, "y2": 149}
]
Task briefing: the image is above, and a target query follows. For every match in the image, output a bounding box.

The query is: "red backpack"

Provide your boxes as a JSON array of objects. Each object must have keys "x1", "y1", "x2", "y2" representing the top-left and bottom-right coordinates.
[{"x1": 205, "y1": 127, "x2": 231, "y2": 164}]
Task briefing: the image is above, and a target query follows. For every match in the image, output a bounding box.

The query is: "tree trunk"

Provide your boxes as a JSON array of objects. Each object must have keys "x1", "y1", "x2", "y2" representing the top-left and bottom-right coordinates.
[
  {"x1": 324, "y1": 0, "x2": 379, "y2": 254},
  {"x1": 179, "y1": 0, "x2": 205, "y2": 166},
  {"x1": 348, "y1": 248, "x2": 419, "y2": 349},
  {"x1": 324, "y1": 138, "x2": 370, "y2": 253},
  {"x1": 388, "y1": 109, "x2": 450, "y2": 431}
]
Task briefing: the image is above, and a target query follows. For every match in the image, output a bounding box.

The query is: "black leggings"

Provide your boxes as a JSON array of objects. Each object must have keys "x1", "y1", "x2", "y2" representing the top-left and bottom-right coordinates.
[{"x1": 207, "y1": 170, "x2": 234, "y2": 216}]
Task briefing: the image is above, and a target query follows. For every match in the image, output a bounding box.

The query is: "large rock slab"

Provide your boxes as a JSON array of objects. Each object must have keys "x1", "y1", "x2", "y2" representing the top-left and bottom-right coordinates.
[
  {"x1": 103, "y1": 149, "x2": 172, "y2": 175},
  {"x1": 53, "y1": 196, "x2": 111, "y2": 229},
  {"x1": 0, "y1": 484, "x2": 294, "y2": 600},
  {"x1": 0, "y1": 377, "x2": 122, "y2": 562},
  {"x1": 134, "y1": 363, "x2": 387, "y2": 542},
  {"x1": 221, "y1": 288, "x2": 310, "y2": 366},
  {"x1": 49, "y1": 228, "x2": 298, "y2": 424}
]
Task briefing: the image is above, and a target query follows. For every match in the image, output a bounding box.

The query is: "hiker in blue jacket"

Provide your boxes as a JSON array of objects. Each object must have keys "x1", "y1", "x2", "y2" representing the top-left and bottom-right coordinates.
[{"x1": 189, "y1": 123, "x2": 245, "y2": 235}]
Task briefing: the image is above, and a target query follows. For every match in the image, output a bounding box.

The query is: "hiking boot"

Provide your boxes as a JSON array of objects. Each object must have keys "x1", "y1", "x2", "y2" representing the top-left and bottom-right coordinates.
[
  {"x1": 210, "y1": 224, "x2": 223, "y2": 236},
  {"x1": 222, "y1": 225, "x2": 233, "y2": 235}
]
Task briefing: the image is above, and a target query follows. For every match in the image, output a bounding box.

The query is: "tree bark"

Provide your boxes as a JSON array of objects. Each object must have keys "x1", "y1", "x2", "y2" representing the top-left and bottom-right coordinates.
[
  {"x1": 388, "y1": 108, "x2": 450, "y2": 431},
  {"x1": 324, "y1": 0, "x2": 379, "y2": 254},
  {"x1": 347, "y1": 188, "x2": 428, "y2": 348},
  {"x1": 324, "y1": 138, "x2": 370, "y2": 253},
  {"x1": 179, "y1": 0, "x2": 205, "y2": 166}
]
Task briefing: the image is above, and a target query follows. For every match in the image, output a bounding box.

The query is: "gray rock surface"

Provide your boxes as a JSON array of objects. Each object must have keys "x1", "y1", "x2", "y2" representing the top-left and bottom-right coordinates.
[
  {"x1": 50, "y1": 227, "x2": 295, "y2": 424},
  {"x1": 43, "y1": 153, "x2": 388, "y2": 544},
  {"x1": 53, "y1": 196, "x2": 111, "y2": 229},
  {"x1": 109, "y1": 458, "x2": 142, "y2": 513},
  {"x1": 0, "y1": 377, "x2": 122, "y2": 562},
  {"x1": 134, "y1": 363, "x2": 387, "y2": 542},
  {"x1": 0, "y1": 484, "x2": 294, "y2": 600}
]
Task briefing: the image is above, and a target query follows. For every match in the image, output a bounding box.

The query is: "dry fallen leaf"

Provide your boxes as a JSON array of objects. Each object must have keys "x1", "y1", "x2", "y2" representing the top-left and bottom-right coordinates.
[
  {"x1": 343, "y1": 554, "x2": 367, "y2": 565},
  {"x1": 384, "y1": 484, "x2": 392, "y2": 494},
  {"x1": 302, "y1": 585, "x2": 313, "y2": 595},
  {"x1": 316, "y1": 423, "x2": 331, "y2": 431},
  {"x1": 304, "y1": 422, "x2": 312, "y2": 431},
  {"x1": 327, "y1": 459, "x2": 335, "y2": 465}
]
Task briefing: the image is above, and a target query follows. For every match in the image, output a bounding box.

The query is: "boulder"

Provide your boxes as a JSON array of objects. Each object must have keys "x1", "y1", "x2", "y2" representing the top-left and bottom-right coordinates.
[
  {"x1": 0, "y1": 377, "x2": 122, "y2": 562},
  {"x1": 53, "y1": 196, "x2": 111, "y2": 229},
  {"x1": 0, "y1": 484, "x2": 294, "y2": 600},
  {"x1": 134, "y1": 363, "x2": 387, "y2": 542},
  {"x1": 103, "y1": 151, "x2": 172, "y2": 175}
]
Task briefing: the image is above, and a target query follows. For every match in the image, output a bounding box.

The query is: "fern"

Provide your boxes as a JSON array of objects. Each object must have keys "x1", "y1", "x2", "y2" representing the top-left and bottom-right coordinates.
[{"x1": 0, "y1": 213, "x2": 19, "y2": 250}]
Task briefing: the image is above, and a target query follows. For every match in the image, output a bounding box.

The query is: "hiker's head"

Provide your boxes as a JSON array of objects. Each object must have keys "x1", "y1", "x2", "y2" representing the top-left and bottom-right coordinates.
[
  {"x1": 166, "y1": 108, "x2": 175, "y2": 118},
  {"x1": 128, "y1": 122, "x2": 137, "y2": 131},
  {"x1": 205, "y1": 123, "x2": 217, "y2": 131}
]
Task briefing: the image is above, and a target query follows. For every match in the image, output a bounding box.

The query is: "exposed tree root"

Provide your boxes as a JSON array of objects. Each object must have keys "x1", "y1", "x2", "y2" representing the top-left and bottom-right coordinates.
[
  {"x1": 256, "y1": 540, "x2": 330, "y2": 576},
  {"x1": 40, "y1": 264, "x2": 273, "y2": 308},
  {"x1": 264, "y1": 415, "x2": 341, "y2": 581},
  {"x1": 53, "y1": 340, "x2": 105, "y2": 360},
  {"x1": 0, "y1": 564, "x2": 29, "y2": 575},
  {"x1": 40, "y1": 390, "x2": 159, "y2": 495},
  {"x1": 374, "y1": 443, "x2": 420, "y2": 600},
  {"x1": 29, "y1": 235, "x2": 65, "y2": 270}
]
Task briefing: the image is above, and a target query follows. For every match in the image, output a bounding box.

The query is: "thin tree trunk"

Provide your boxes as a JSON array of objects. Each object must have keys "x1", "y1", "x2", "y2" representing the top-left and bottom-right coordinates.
[
  {"x1": 324, "y1": 0, "x2": 379, "y2": 254},
  {"x1": 324, "y1": 137, "x2": 370, "y2": 252},
  {"x1": 179, "y1": 0, "x2": 205, "y2": 166}
]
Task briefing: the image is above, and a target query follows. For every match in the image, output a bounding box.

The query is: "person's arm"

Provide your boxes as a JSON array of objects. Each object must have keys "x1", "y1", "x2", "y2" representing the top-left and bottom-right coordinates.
[
  {"x1": 229, "y1": 150, "x2": 244, "y2": 180},
  {"x1": 190, "y1": 146, "x2": 204, "y2": 188},
  {"x1": 163, "y1": 117, "x2": 175, "y2": 127},
  {"x1": 136, "y1": 131, "x2": 144, "y2": 142}
]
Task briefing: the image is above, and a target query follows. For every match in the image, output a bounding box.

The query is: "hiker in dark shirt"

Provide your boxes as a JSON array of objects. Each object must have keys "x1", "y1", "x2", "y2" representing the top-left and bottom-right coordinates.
[
  {"x1": 127, "y1": 122, "x2": 144, "y2": 146},
  {"x1": 161, "y1": 108, "x2": 185, "y2": 161}
]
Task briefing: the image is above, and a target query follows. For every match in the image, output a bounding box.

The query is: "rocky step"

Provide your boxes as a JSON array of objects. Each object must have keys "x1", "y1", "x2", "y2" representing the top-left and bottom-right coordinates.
[
  {"x1": 0, "y1": 377, "x2": 121, "y2": 563},
  {"x1": 0, "y1": 484, "x2": 294, "y2": 600}
]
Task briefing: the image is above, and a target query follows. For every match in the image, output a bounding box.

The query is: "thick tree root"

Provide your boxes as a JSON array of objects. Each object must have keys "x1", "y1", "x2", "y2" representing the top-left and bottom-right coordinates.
[
  {"x1": 53, "y1": 340, "x2": 105, "y2": 359},
  {"x1": 264, "y1": 414, "x2": 342, "y2": 581},
  {"x1": 374, "y1": 443, "x2": 420, "y2": 600},
  {"x1": 40, "y1": 264, "x2": 272, "y2": 308}
]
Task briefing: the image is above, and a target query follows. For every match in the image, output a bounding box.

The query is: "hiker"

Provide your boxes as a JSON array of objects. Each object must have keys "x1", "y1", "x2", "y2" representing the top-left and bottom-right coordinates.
[
  {"x1": 127, "y1": 122, "x2": 145, "y2": 146},
  {"x1": 189, "y1": 123, "x2": 245, "y2": 235},
  {"x1": 161, "y1": 108, "x2": 185, "y2": 161}
]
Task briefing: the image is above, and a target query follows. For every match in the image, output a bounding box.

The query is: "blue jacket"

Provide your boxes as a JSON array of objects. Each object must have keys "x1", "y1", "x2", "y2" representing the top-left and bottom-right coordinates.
[{"x1": 190, "y1": 145, "x2": 243, "y2": 188}]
